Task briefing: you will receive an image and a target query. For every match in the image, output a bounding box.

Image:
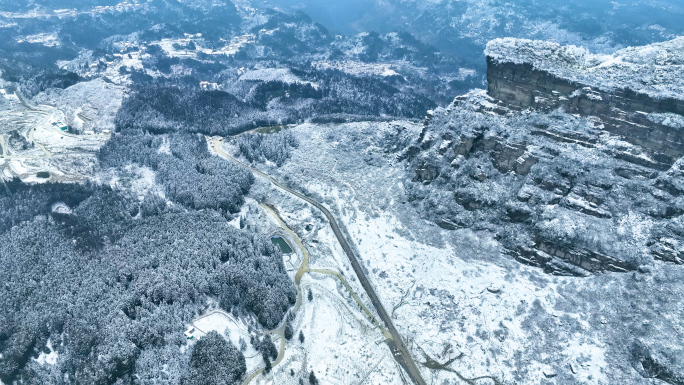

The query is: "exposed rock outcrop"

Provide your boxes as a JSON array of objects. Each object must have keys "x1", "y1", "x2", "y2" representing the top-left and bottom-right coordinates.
[
  {"x1": 402, "y1": 39, "x2": 684, "y2": 276},
  {"x1": 486, "y1": 37, "x2": 684, "y2": 169},
  {"x1": 631, "y1": 341, "x2": 684, "y2": 385},
  {"x1": 7, "y1": 130, "x2": 34, "y2": 151},
  {"x1": 414, "y1": 163, "x2": 439, "y2": 183}
]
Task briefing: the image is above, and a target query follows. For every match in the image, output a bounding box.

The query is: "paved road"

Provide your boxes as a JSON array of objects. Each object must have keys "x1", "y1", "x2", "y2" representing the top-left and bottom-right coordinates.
[
  {"x1": 237, "y1": 204, "x2": 391, "y2": 385},
  {"x1": 213, "y1": 140, "x2": 427, "y2": 385}
]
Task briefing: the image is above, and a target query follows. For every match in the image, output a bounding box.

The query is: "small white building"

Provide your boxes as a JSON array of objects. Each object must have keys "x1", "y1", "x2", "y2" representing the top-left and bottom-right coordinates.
[{"x1": 184, "y1": 327, "x2": 197, "y2": 340}]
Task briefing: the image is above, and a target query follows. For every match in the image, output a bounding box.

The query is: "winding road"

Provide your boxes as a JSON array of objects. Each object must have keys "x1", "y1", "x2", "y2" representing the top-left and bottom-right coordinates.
[
  {"x1": 212, "y1": 139, "x2": 427, "y2": 385},
  {"x1": 236, "y1": 204, "x2": 391, "y2": 385}
]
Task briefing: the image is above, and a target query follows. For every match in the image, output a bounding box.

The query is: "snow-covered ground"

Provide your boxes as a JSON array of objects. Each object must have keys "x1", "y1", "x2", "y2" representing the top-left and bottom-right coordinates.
[
  {"x1": 188, "y1": 311, "x2": 263, "y2": 375},
  {"x1": 58, "y1": 48, "x2": 150, "y2": 85},
  {"x1": 197, "y1": 180, "x2": 407, "y2": 384},
  {"x1": 102, "y1": 33, "x2": 248, "y2": 67},
  {"x1": 157, "y1": 34, "x2": 256, "y2": 59},
  {"x1": 312, "y1": 60, "x2": 399, "y2": 77},
  {"x1": 33, "y1": 78, "x2": 124, "y2": 133},
  {"x1": 239, "y1": 193, "x2": 401, "y2": 384},
  {"x1": 0, "y1": 81, "x2": 115, "y2": 182},
  {"x1": 16, "y1": 33, "x2": 60, "y2": 47},
  {"x1": 261, "y1": 277, "x2": 401, "y2": 385},
  {"x1": 57, "y1": 34, "x2": 258, "y2": 86},
  {"x1": 33, "y1": 340, "x2": 59, "y2": 366},
  {"x1": 239, "y1": 68, "x2": 318, "y2": 88},
  {"x1": 228, "y1": 121, "x2": 683, "y2": 384}
]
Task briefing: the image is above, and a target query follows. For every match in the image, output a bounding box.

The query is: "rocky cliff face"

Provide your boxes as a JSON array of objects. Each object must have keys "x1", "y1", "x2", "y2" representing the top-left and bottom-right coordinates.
[
  {"x1": 487, "y1": 58, "x2": 684, "y2": 169},
  {"x1": 401, "y1": 38, "x2": 684, "y2": 277}
]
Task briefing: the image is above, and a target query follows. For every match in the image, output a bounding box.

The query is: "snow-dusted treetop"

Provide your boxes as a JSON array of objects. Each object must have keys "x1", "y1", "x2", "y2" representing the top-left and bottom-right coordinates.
[{"x1": 485, "y1": 37, "x2": 684, "y2": 101}]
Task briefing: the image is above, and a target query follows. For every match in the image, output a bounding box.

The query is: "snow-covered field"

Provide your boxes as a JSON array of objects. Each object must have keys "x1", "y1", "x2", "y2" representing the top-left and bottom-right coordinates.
[
  {"x1": 188, "y1": 311, "x2": 263, "y2": 375},
  {"x1": 267, "y1": 279, "x2": 401, "y2": 385},
  {"x1": 157, "y1": 34, "x2": 256, "y2": 59},
  {"x1": 239, "y1": 68, "x2": 318, "y2": 88},
  {"x1": 16, "y1": 33, "x2": 60, "y2": 47},
  {"x1": 32, "y1": 78, "x2": 124, "y2": 132},
  {"x1": 56, "y1": 33, "x2": 259, "y2": 86}
]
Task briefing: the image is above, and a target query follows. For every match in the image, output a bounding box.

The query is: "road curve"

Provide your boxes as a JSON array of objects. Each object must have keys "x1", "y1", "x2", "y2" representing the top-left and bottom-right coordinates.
[{"x1": 212, "y1": 140, "x2": 427, "y2": 385}]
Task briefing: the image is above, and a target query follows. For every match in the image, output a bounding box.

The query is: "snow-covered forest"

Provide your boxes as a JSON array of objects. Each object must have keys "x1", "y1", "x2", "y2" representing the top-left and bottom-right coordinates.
[
  {"x1": 0, "y1": 133, "x2": 295, "y2": 383},
  {"x1": 1, "y1": 0, "x2": 683, "y2": 384}
]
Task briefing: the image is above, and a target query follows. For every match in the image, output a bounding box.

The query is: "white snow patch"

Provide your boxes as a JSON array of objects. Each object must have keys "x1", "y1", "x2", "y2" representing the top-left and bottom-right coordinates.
[
  {"x1": 564, "y1": 340, "x2": 608, "y2": 383},
  {"x1": 156, "y1": 34, "x2": 255, "y2": 59},
  {"x1": 223, "y1": 34, "x2": 255, "y2": 55},
  {"x1": 647, "y1": 112, "x2": 684, "y2": 129},
  {"x1": 191, "y1": 311, "x2": 262, "y2": 374},
  {"x1": 34, "y1": 340, "x2": 58, "y2": 366},
  {"x1": 312, "y1": 60, "x2": 400, "y2": 77},
  {"x1": 17, "y1": 33, "x2": 60, "y2": 47},
  {"x1": 123, "y1": 164, "x2": 162, "y2": 201},
  {"x1": 239, "y1": 68, "x2": 317, "y2": 88},
  {"x1": 51, "y1": 202, "x2": 72, "y2": 215},
  {"x1": 157, "y1": 137, "x2": 171, "y2": 155},
  {"x1": 9, "y1": 160, "x2": 27, "y2": 175}
]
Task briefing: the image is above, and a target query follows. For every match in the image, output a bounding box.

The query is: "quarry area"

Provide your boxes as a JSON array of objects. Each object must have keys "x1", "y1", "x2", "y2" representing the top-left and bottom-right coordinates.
[{"x1": 0, "y1": 78, "x2": 121, "y2": 182}]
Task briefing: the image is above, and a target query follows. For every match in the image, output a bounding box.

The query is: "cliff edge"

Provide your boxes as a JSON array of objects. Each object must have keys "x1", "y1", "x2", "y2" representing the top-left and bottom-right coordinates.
[
  {"x1": 486, "y1": 37, "x2": 684, "y2": 101},
  {"x1": 401, "y1": 37, "x2": 684, "y2": 277},
  {"x1": 486, "y1": 37, "x2": 684, "y2": 168}
]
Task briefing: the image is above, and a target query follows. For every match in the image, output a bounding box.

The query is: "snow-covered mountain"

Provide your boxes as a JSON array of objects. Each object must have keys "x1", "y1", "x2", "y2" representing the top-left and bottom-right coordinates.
[
  {"x1": 404, "y1": 36, "x2": 684, "y2": 272},
  {"x1": 394, "y1": 36, "x2": 684, "y2": 383},
  {"x1": 1, "y1": 1, "x2": 684, "y2": 385},
  {"x1": 257, "y1": 0, "x2": 684, "y2": 73}
]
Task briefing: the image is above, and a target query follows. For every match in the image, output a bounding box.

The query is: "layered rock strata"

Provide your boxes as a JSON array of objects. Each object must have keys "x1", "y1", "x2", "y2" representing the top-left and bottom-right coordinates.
[
  {"x1": 486, "y1": 38, "x2": 684, "y2": 170},
  {"x1": 401, "y1": 38, "x2": 684, "y2": 276}
]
